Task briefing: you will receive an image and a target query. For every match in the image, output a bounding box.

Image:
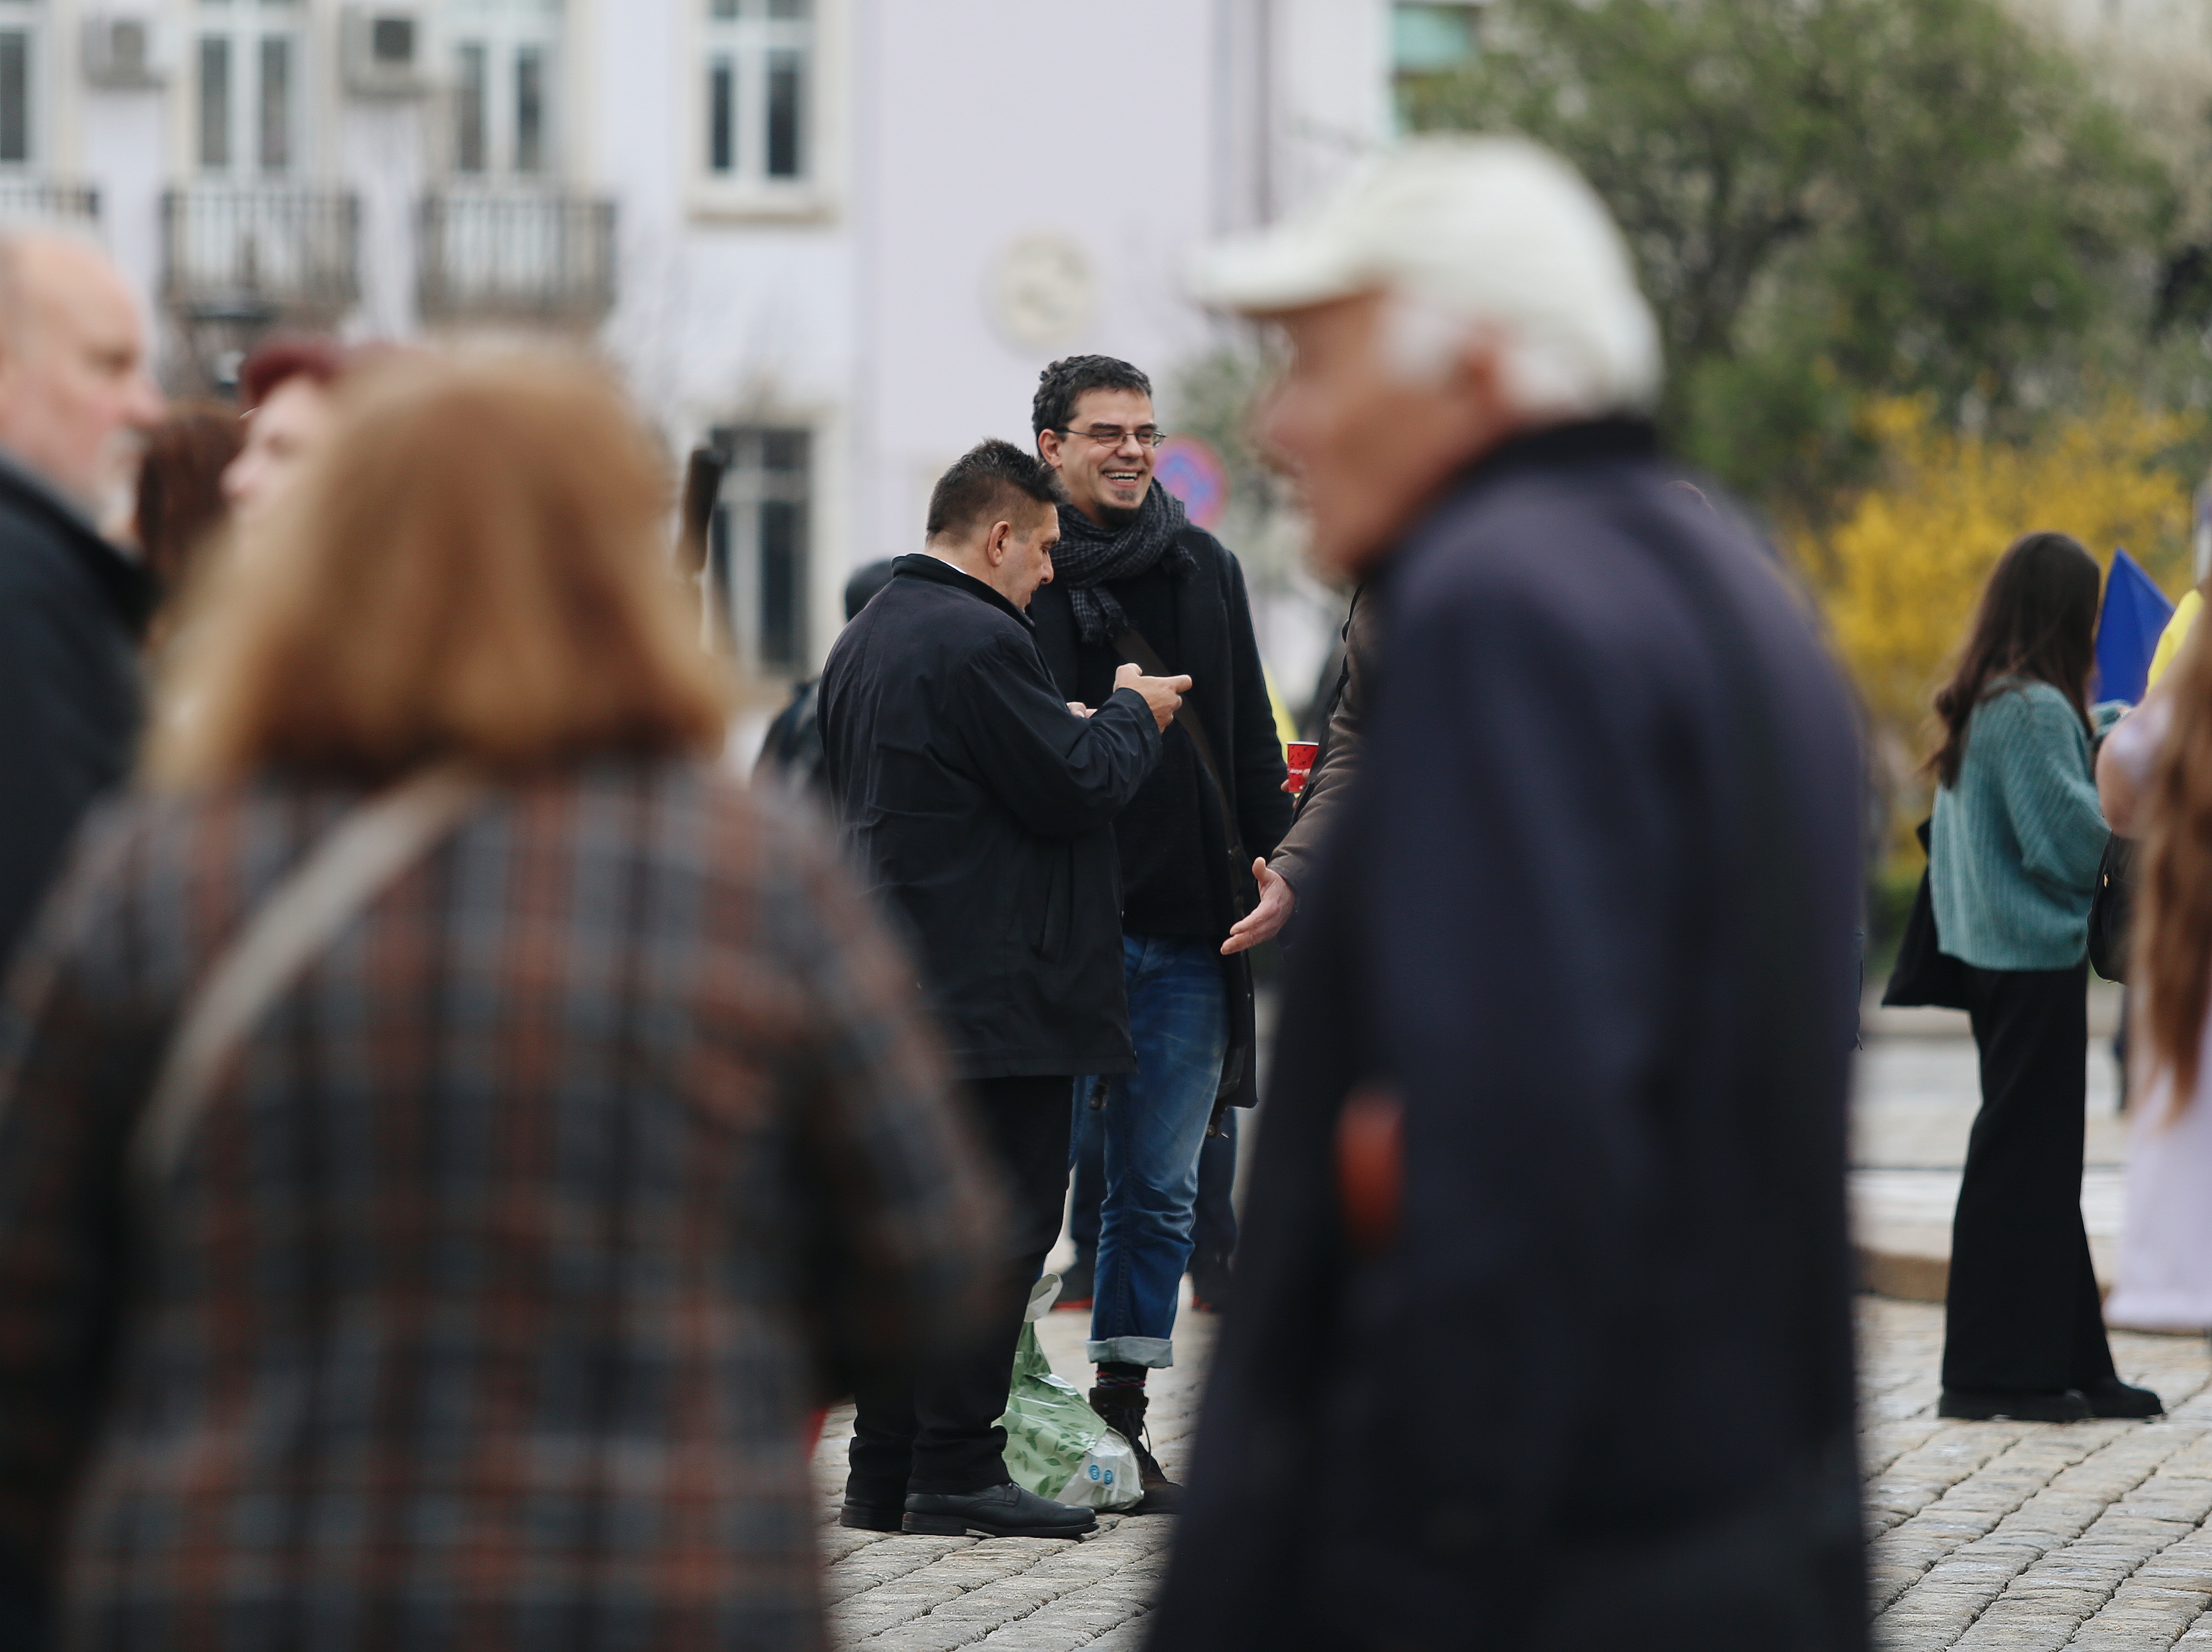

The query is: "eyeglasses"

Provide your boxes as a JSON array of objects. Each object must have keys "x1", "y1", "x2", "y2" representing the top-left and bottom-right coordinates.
[{"x1": 1050, "y1": 425, "x2": 1168, "y2": 449}]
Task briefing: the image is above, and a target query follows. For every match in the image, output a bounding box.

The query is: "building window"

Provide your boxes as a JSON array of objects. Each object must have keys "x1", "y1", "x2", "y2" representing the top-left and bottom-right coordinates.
[
  {"x1": 702, "y1": 0, "x2": 811, "y2": 188},
  {"x1": 258, "y1": 36, "x2": 291, "y2": 170},
  {"x1": 514, "y1": 46, "x2": 545, "y2": 173},
  {"x1": 447, "y1": 0, "x2": 562, "y2": 180},
  {"x1": 1392, "y1": 1, "x2": 1479, "y2": 130},
  {"x1": 708, "y1": 58, "x2": 734, "y2": 171},
  {"x1": 0, "y1": 30, "x2": 28, "y2": 166},
  {"x1": 196, "y1": 2, "x2": 301, "y2": 176},
  {"x1": 455, "y1": 42, "x2": 488, "y2": 172},
  {"x1": 711, "y1": 426, "x2": 811, "y2": 675},
  {"x1": 198, "y1": 37, "x2": 229, "y2": 169}
]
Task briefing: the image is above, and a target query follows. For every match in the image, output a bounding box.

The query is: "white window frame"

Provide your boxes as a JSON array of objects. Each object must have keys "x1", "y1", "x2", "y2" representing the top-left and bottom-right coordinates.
[
  {"x1": 442, "y1": 0, "x2": 563, "y2": 183},
  {"x1": 190, "y1": 0, "x2": 307, "y2": 178},
  {"x1": 688, "y1": 0, "x2": 841, "y2": 222}
]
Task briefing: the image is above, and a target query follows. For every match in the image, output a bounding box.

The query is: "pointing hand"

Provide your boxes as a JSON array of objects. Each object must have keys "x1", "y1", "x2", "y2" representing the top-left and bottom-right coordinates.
[{"x1": 1114, "y1": 662, "x2": 1191, "y2": 733}]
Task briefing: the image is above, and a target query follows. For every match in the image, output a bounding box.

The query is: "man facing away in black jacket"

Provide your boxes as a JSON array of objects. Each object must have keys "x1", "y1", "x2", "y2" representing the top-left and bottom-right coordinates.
[
  {"x1": 818, "y1": 438, "x2": 1188, "y2": 1540},
  {"x1": 0, "y1": 232, "x2": 164, "y2": 979}
]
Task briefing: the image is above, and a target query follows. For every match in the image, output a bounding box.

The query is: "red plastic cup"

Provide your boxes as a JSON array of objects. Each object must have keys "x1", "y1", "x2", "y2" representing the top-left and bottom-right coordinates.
[{"x1": 1285, "y1": 741, "x2": 1320, "y2": 795}]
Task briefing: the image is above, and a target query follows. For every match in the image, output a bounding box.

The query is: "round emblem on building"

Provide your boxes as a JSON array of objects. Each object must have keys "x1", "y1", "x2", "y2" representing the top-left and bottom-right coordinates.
[{"x1": 989, "y1": 233, "x2": 1096, "y2": 351}]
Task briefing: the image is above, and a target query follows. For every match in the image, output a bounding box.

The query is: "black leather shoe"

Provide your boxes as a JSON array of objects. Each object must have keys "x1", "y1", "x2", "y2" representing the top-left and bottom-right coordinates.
[
  {"x1": 1938, "y1": 1387, "x2": 2091, "y2": 1422},
  {"x1": 902, "y1": 1482, "x2": 1098, "y2": 1538},
  {"x1": 838, "y1": 1498, "x2": 903, "y2": 1532},
  {"x1": 2083, "y1": 1376, "x2": 2164, "y2": 1419},
  {"x1": 1089, "y1": 1388, "x2": 1184, "y2": 1515}
]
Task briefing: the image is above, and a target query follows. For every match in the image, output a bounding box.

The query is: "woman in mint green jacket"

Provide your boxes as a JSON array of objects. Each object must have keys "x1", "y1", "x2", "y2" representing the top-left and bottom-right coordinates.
[{"x1": 1926, "y1": 531, "x2": 2161, "y2": 1423}]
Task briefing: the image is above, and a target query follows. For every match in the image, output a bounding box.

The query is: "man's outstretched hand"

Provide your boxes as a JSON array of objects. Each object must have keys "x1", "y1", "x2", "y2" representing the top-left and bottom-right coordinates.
[
  {"x1": 1115, "y1": 662, "x2": 1192, "y2": 733},
  {"x1": 1222, "y1": 858, "x2": 1294, "y2": 955}
]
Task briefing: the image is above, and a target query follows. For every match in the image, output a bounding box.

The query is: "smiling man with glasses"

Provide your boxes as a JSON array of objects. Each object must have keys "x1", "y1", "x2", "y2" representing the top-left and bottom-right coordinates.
[{"x1": 1027, "y1": 354, "x2": 1291, "y2": 1513}]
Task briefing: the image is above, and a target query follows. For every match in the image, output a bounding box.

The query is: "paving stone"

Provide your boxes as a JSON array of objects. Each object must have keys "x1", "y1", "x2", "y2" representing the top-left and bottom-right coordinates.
[{"x1": 1863, "y1": 1298, "x2": 2212, "y2": 1650}]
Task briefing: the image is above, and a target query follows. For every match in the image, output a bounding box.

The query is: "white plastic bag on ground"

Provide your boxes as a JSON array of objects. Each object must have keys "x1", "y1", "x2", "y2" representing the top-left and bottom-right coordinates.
[{"x1": 996, "y1": 1274, "x2": 1142, "y2": 1511}]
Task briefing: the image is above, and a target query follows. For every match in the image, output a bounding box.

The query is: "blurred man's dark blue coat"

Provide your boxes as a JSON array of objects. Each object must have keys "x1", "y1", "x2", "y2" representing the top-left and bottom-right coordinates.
[{"x1": 1147, "y1": 420, "x2": 1868, "y2": 1652}]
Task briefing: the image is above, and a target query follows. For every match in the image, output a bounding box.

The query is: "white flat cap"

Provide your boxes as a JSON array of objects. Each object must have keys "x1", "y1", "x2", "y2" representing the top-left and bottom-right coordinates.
[{"x1": 1190, "y1": 135, "x2": 1660, "y2": 410}]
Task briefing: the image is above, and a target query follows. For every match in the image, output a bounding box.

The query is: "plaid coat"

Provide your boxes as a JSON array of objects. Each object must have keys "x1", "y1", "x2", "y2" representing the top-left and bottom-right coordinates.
[{"x1": 0, "y1": 759, "x2": 1001, "y2": 1651}]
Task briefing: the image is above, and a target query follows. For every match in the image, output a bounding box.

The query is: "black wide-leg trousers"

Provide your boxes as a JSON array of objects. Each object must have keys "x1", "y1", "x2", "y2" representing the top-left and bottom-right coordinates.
[
  {"x1": 849, "y1": 1073, "x2": 1074, "y2": 1499},
  {"x1": 1942, "y1": 960, "x2": 2117, "y2": 1394}
]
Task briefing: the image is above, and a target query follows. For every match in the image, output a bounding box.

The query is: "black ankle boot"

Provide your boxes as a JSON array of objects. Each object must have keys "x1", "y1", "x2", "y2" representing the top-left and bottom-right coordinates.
[{"x1": 1089, "y1": 1386, "x2": 1183, "y2": 1515}]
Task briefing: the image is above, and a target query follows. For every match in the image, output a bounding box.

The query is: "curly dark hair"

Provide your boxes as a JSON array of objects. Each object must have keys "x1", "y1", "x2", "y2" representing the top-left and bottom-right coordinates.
[
  {"x1": 1031, "y1": 355, "x2": 1153, "y2": 439},
  {"x1": 926, "y1": 438, "x2": 1066, "y2": 541}
]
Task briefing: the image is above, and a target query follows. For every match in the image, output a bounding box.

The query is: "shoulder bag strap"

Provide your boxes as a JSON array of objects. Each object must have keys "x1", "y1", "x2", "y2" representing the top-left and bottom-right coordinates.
[
  {"x1": 130, "y1": 763, "x2": 488, "y2": 1191},
  {"x1": 1113, "y1": 624, "x2": 1255, "y2": 912}
]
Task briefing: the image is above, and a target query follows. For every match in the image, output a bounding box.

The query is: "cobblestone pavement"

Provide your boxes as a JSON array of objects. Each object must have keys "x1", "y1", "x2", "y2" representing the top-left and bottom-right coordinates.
[
  {"x1": 1863, "y1": 1298, "x2": 2212, "y2": 1650},
  {"x1": 809, "y1": 1307, "x2": 1212, "y2": 1651},
  {"x1": 810, "y1": 1296, "x2": 2210, "y2": 1650}
]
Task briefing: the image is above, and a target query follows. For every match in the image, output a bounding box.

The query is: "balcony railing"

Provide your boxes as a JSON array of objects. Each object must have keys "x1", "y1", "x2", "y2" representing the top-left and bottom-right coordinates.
[
  {"x1": 0, "y1": 179, "x2": 100, "y2": 228},
  {"x1": 161, "y1": 185, "x2": 361, "y2": 318},
  {"x1": 417, "y1": 190, "x2": 618, "y2": 325}
]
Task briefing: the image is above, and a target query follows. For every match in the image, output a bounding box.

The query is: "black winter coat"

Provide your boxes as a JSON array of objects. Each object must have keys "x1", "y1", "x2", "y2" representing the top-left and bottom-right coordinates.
[
  {"x1": 1029, "y1": 525, "x2": 1290, "y2": 1107},
  {"x1": 819, "y1": 555, "x2": 1161, "y2": 1081},
  {"x1": 1146, "y1": 423, "x2": 1868, "y2": 1651},
  {"x1": 0, "y1": 456, "x2": 154, "y2": 975}
]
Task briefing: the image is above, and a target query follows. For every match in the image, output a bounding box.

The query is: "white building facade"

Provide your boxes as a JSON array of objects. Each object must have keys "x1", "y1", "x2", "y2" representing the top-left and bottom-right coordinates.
[{"x1": 3, "y1": 0, "x2": 1477, "y2": 697}]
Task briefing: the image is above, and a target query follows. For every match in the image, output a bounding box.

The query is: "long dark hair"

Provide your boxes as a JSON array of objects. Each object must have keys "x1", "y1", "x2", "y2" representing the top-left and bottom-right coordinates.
[{"x1": 1926, "y1": 532, "x2": 2101, "y2": 788}]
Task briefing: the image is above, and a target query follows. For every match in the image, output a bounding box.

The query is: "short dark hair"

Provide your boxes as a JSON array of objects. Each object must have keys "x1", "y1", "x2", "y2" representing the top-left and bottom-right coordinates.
[
  {"x1": 1032, "y1": 355, "x2": 1153, "y2": 439},
  {"x1": 926, "y1": 438, "x2": 1065, "y2": 541}
]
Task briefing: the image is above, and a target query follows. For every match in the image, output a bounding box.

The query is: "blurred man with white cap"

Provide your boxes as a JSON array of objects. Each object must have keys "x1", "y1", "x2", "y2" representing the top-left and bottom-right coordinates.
[{"x1": 1147, "y1": 139, "x2": 1868, "y2": 1651}]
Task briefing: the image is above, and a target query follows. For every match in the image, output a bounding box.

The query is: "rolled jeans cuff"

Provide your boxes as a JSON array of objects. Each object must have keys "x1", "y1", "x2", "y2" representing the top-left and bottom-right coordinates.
[{"x1": 1086, "y1": 1335, "x2": 1174, "y2": 1368}]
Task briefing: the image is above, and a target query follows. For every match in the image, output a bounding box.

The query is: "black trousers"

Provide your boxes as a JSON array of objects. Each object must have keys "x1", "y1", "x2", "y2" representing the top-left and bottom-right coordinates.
[
  {"x1": 1942, "y1": 961, "x2": 2117, "y2": 1393},
  {"x1": 849, "y1": 1074, "x2": 1074, "y2": 1498}
]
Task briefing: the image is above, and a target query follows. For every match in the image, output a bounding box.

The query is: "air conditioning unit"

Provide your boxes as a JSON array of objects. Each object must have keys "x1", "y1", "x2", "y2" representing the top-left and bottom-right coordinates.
[
  {"x1": 342, "y1": 6, "x2": 430, "y2": 97},
  {"x1": 83, "y1": 14, "x2": 169, "y2": 90}
]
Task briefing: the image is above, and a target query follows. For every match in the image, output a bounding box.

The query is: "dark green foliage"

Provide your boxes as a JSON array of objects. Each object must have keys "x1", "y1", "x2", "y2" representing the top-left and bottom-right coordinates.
[{"x1": 1404, "y1": 0, "x2": 2174, "y2": 506}]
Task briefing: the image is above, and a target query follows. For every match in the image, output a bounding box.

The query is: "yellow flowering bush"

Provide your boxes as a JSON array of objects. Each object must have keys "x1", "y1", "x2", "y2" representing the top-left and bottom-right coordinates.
[{"x1": 1803, "y1": 396, "x2": 2199, "y2": 754}]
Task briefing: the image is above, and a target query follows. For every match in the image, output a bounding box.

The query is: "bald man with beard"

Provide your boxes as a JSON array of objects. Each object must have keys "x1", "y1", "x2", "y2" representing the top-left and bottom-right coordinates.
[{"x1": 0, "y1": 233, "x2": 165, "y2": 975}]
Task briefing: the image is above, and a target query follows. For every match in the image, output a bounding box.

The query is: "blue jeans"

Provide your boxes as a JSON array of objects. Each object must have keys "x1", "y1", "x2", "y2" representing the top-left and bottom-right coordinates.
[
  {"x1": 1074, "y1": 933, "x2": 1227, "y2": 1367},
  {"x1": 1070, "y1": 1099, "x2": 1237, "y2": 1263}
]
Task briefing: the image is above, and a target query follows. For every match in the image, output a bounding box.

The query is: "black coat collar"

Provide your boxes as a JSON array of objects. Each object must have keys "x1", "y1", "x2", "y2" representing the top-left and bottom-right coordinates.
[
  {"x1": 890, "y1": 552, "x2": 1035, "y2": 631},
  {"x1": 0, "y1": 446, "x2": 158, "y2": 638},
  {"x1": 1462, "y1": 416, "x2": 1660, "y2": 489}
]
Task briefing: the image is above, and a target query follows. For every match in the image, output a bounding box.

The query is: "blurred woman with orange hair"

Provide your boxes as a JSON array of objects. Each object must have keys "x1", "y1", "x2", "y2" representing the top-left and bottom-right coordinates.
[{"x1": 0, "y1": 353, "x2": 999, "y2": 1650}]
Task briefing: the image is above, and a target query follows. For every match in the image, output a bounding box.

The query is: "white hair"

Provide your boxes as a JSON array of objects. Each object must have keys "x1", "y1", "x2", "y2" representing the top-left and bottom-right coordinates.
[{"x1": 1197, "y1": 137, "x2": 1663, "y2": 422}]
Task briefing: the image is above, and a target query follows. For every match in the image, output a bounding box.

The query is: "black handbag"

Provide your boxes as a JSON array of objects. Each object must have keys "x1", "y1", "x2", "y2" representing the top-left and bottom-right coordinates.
[
  {"x1": 1882, "y1": 820, "x2": 1971, "y2": 1011},
  {"x1": 2087, "y1": 834, "x2": 2135, "y2": 983}
]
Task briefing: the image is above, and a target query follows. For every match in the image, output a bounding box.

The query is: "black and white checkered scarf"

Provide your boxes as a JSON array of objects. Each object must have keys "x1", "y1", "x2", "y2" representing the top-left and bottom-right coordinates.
[{"x1": 1051, "y1": 483, "x2": 1195, "y2": 645}]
